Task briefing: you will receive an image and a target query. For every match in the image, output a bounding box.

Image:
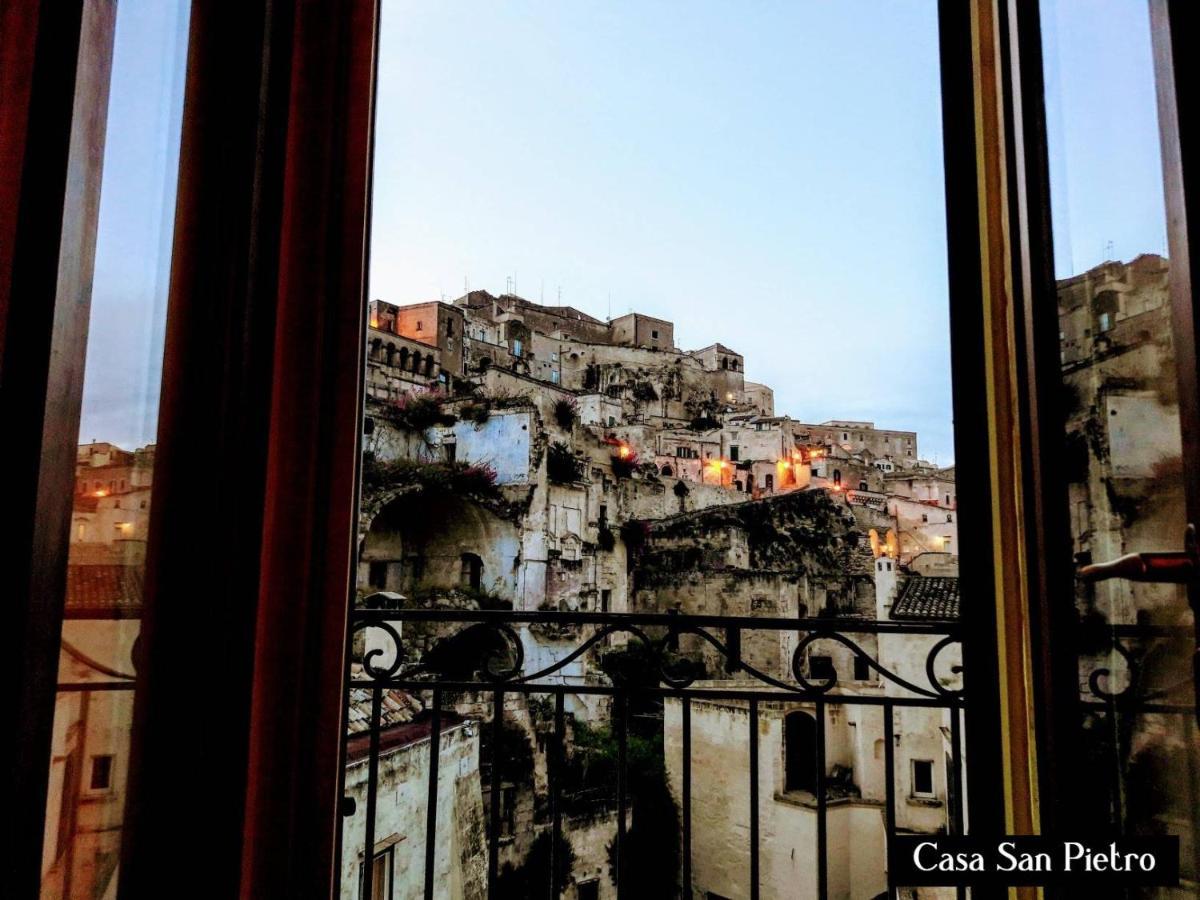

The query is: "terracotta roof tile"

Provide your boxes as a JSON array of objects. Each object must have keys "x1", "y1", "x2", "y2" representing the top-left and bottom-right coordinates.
[{"x1": 891, "y1": 576, "x2": 959, "y2": 621}]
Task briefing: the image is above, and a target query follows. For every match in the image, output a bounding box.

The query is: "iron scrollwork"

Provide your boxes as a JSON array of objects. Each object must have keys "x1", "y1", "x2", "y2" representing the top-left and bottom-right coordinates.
[{"x1": 350, "y1": 608, "x2": 964, "y2": 701}]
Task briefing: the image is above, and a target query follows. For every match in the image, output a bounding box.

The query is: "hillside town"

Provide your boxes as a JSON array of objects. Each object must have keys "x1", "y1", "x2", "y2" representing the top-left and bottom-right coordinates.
[{"x1": 44, "y1": 255, "x2": 1179, "y2": 899}]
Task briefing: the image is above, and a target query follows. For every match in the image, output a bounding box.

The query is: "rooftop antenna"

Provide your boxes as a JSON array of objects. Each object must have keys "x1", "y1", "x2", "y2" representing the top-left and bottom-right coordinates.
[
  {"x1": 1104, "y1": 239, "x2": 1115, "y2": 260},
  {"x1": 607, "y1": 292, "x2": 611, "y2": 321},
  {"x1": 557, "y1": 285, "x2": 562, "y2": 304},
  {"x1": 506, "y1": 275, "x2": 513, "y2": 294}
]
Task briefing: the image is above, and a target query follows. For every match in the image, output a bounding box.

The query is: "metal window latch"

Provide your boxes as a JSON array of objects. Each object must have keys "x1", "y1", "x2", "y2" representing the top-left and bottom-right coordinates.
[{"x1": 1077, "y1": 524, "x2": 1199, "y2": 723}]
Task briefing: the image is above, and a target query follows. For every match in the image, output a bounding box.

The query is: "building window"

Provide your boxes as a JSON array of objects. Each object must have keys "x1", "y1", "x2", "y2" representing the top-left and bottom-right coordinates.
[
  {"x1": 601, "y1": 589, "x2": 611, "y2": 612},
  {"x1": 651, "y1": 330, "x2": 659, "y2": 339},
  {"x1": 921, "y1": 514, "x2": 928, "y2": 523},
  {"x1": 367, "y1": 561, "x2": 388, "y2": 590},
  {"x1": 460, "y1": 553, "x2": 483, "y2": 591},
  {"x1": 729, "y1": 445, "x2": 739, "y2": 461},
  {"x1": 809, "y1": 655, "x2": 835, "y2": 680},
  {"x1": 853, "y1": 655, "x2": 871, "y2": 681},
  {"x1": 784, "y1": 711, "x2": 818, "y2": 793},
  {"x1": 415, "y1": 320, "x2": 423, "y2": 331},
  {"x1": 764, "y1": 473, "x2": 774, "y2": 491},
  {"x1": 1098, "y1": 311, "x2": 1112, "y2": 332},
  {"x1": 89, "y1": 754, "x2": 114, "y2": 791},
  {"x1": 550, "y1": 370, "x2": 560, "y2": 384},
  {"x1": 360, "y1": 848, "x2": 393, "y2": 900},
  {"x1": 911, "y1": 759, "x2": 935, "y2": 798},
  {"x1": 512, "y1": 338, "x2": 523, "y2": 357},
  {"x1": 598, "y1": 504, "x2": 607, "y2": 524},
  {"x1": 578, "y1": 881, "x2": 600, "y2": 900}
]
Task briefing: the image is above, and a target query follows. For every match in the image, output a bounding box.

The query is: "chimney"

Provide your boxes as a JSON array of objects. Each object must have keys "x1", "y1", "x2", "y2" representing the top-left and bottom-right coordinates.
[{"x1": 874, "y1": 556, "x2": 898, "y2": 619}]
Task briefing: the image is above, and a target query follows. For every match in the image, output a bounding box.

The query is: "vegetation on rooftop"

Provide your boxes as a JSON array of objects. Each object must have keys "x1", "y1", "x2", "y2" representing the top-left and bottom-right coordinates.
[
  {"x1": 361, "y1": 456, "x2": 499, "y2": 499},
  {"x1": 546, "y1": 441, "x2": 584, "y2": 484}
]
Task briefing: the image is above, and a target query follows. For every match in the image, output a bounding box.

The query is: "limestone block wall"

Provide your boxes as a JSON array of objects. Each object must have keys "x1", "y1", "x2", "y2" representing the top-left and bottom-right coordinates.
[{"x1": 341, "y1": 723, "x2": 486, "y2": 900}]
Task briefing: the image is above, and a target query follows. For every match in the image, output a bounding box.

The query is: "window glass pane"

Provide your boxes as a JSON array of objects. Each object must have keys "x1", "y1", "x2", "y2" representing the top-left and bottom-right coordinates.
[
  {"x1": 346, "y1": 3, "x2": 963, "y2": 897},
  {"x1": 42, "y1": 3, "x2": 189, "y2": 897},
  {"x1": 1041, "y1": 0, "x2": 1198, "y2": 889}
]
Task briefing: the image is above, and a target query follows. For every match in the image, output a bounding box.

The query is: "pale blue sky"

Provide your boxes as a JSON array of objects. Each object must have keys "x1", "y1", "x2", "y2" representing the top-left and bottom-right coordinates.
[{"x1": 81, "y1": 1, "x2": 1169, "y2": 466}]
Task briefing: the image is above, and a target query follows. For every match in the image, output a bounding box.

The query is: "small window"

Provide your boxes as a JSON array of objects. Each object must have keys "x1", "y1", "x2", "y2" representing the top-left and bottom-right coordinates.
[
  {"x1": 89, "y1": 754, "x2": 114, "y2": 791},
  {"x1": 764, "y1": 473, "x2": 774, "y2": 491},
  {"x1": 911, "y1": 759, "x2": 935, "y2": 797},
  {"x1": 550, "y1": 370, "x2": 560, "y2": 384},
  {"x1": 360, "y1": 848, "x2": 393, "y2": 900},
  {"x1": 445, "y1": 319, "x2": 453, "y2": 335},
  {"x1": 921, "y1": 514, "x2": 928, "y2": 523},
  {"x1": 809, "y1": 655, "x2": 835, "y2": 680},
  {"x1": 601, "y1": 589, "x2": 612, "y2": 612},
  {"x1": 651, "y1": 329, "x2": 659, "y2": 339},
  {"x1": 853, "y1": 655, "x2": 871, "y2": 681},
  {"x1": 512, "y1": 338, "x2": 523, "y2": 357},
  {"x1": 729, "y1": 445, "x2": 739, "y2": 461},
  {"x1": 368, "y1": 561, "x2": 388, "y2": 590},
  {"x1": 578, "y1": 882, "x2": 600, "y2": 900},
  {"x1": 416, "y1": 320, "x2": 423, "y2": 331},
  {"x1": 946, "y1": 513, "x2": 952, "y2": 523}
]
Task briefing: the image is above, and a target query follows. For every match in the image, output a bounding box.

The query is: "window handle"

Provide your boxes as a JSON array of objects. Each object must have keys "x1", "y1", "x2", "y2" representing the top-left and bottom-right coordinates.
[{"x1": 1077, "y1": 525, "x2": 1197, "y2": 584}]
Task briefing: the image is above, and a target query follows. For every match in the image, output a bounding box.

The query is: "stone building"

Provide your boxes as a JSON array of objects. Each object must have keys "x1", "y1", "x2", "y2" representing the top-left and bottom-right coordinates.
[
  {"x1": 42, "y1": 442, "x2": 154, "y2": 900},
  {"x1": 341, "y1": 685, "x2": 488, "y2": 900},
  {"x1": 355, "y1": 289, "x2": 955, "y2": 896},
  {"x1": 663, "y1": 556, "x2": 962, "y2": 900}
]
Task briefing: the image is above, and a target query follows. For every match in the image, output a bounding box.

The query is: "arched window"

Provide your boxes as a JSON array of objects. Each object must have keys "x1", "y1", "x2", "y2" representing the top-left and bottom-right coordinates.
[
  {"x1": 832, "y1": 469, "x2": 841, "y2": 486},
  {"x1": 721, "y1": 357, "x2": 728, "y2": 370},
  {"x1": 424, "y1": 356, "x2": 435, "y2": 376},
  {"x1": 660, "y1": 465, "x2": 673, "y2": 477},
  {"x1": 398, "y1": 347, "x2": 409, "y2": 370},
  {"x1": 385, "y1": 343, "x2": 396, "y2": 366},
  {"x1": 460, "y1": 553, "x2": 483, "y2": 591},
  {"x1": 411, "y1": 351, "x2": 422, "y2": 373},
  {"x1": 785, "y1": 711, "x2": 818, "y2": 793},
  {"x1": 369, "y1": 338, "x2": 382, "y2": 360}
]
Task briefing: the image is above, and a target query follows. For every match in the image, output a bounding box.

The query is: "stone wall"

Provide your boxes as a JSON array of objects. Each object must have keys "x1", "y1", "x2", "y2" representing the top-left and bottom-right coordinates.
[{"x1": 341, "y1": 723, "x2": 486, "y2": 900}]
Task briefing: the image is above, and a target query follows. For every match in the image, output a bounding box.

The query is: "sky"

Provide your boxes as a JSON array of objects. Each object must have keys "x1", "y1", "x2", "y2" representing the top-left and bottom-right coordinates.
[{"x1": 80, "y1": 1, "x2": 1168, "y2": 467}]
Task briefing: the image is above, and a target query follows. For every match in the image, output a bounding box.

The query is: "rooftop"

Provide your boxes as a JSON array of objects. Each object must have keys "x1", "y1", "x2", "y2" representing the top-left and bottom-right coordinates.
[{"x1": 890, "y1": 576, "x2": 960, "y2": 621}]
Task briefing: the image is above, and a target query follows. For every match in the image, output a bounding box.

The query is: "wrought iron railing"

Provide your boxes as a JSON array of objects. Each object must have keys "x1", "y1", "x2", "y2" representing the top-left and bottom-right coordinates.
[{"x1": 343, "y1": 607, "x2": 967, "y2": 900}]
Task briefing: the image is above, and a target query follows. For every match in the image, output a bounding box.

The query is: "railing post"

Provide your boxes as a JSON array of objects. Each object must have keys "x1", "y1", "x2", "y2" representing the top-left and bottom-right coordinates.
[{"x1": 424, "y1": 687, "x2": 442, "y2": 899}]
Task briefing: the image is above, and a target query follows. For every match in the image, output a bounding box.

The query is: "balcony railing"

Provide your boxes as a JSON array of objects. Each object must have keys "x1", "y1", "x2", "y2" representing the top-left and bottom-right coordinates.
[{"x1": 344, "y1": 608, "x2": 967, "y2": 900}]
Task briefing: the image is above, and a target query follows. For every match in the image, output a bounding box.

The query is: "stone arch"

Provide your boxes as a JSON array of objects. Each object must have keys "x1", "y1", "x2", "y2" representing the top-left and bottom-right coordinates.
[
  {"x1": 358, "y1": 487, "x2": 520, "y2": 602},
  {"x1": 398, "y1": 346, "x2": 410, "y2": 370},
  {"x1": 385, "y1": 342, "x2": 396, "y2": 366},
  {"x1": 660, "y1": 464, "x2": 673, "y2": 477},
  {"x1": 424, "y1": 355, "x2": 435, "y2": 377},
  {"x1": 411, "y1": 350, "x2": 423, "y2": 373}
]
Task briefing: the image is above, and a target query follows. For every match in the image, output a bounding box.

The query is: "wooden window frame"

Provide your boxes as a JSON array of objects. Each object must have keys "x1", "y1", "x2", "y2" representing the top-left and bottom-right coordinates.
[{"x1": 7, "y1": 0, "x2": 1195, "y2": 895}]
